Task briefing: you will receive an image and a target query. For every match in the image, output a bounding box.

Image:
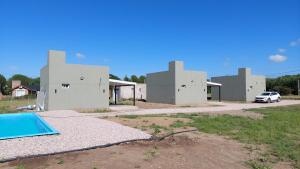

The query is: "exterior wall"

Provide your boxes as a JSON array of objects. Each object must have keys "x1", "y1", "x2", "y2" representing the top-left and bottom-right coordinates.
[
  {"x1": 211, "y1": 68, "x2": 266, "y2": 102},
  {"x1": 12, "y1": 88, "x2": 29, "y2": 97},
  {"x1": 119, "y1": 83, "x2": 147, "y2": 100},
  {"x1": 40, "y1": 50, "x2": 109, "y2": 110},
  {"x1": 146, "y1": 61, "x2": 207, "y2": 105},
  {"x1": 146, "y1": 71, "x2": 175, "y2": 104}
]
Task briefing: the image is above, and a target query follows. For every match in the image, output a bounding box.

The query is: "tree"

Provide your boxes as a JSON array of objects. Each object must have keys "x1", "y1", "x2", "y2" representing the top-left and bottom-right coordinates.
[
  {"x1": 109, "y1": 74, "x2": 120, "y2": 80},
  {"x1": 124, "y1": 75, "x2": 131, "y2": 81},
  {"x1": 130, "y1": 75, "x2": 139, "y2": 82},
  {"x1": 266, "y1": 74, "x2": 300, "y2": 95},
  {"x1": 138, "y1": 75, "x2": 146, "y2": 83},
  {"x1": 0, "y1": 74, "x2": 8, "y2": 95},
  {"x1": 8, "y1": 74, "x2": 32, "y2": 88}
]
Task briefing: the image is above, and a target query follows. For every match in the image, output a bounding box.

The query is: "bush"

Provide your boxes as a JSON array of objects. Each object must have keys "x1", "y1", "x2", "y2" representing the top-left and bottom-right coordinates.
[{"x1": 273, "y1": 86, "x2": 293, "y2": 95}]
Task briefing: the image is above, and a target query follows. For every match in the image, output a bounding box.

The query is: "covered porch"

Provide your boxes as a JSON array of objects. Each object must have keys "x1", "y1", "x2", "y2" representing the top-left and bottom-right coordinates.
[{"x1": 109, "y1": 79, "x2": 137, "y2": 106}]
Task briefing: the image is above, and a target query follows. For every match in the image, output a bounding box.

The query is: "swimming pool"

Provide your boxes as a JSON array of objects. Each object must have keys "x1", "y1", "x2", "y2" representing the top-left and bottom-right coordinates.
[{"x1": 0, "y1": 112, "x2": 59, "y2": 140}]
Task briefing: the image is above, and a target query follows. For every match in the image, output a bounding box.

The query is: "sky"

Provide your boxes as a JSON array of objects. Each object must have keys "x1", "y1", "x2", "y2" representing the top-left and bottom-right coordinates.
[{"x1": 0, "y1": 0, "x2": 299, "y2": 79}]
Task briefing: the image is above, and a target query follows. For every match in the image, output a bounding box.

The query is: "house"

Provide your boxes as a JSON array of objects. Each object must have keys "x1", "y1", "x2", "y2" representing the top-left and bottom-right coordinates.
[
  {"x1": 211, "y1": 68, "x2": 266, "y2": 102},
  {"x1": 11, "y1": 80, "x2": 40, "y2": 97},
  {"x1": 146, "y1": 61, "x2": 207, "y2": 105},
  {"x1": 118, "y1": 83, "x2": 146, "y2": 100},
  {"x1": 39, "y1": 50, "x2": 109, "y2": 111}
]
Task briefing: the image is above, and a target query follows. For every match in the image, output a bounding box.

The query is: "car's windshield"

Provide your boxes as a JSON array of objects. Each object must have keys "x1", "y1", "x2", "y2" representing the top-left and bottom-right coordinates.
[{"x1": 261, "y1": 92, "x2": 270, "y2": 96}]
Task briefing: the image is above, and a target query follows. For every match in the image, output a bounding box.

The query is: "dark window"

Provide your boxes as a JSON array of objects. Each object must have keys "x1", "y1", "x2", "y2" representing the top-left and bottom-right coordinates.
[{"x1": 62, "y1": 84, "x2": 70, "y2": 89}]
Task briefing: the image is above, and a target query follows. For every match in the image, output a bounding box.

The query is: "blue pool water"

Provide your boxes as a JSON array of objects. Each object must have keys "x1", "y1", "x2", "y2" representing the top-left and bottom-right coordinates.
[{"x1": 0, "y1": 112, "x2": 59, "y2": 140}]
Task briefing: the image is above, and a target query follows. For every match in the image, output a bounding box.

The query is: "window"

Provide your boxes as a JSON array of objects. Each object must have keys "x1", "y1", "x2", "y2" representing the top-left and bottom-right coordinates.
[{"x1": 62, "y1": 83, "x2": 70, "y2": 89}]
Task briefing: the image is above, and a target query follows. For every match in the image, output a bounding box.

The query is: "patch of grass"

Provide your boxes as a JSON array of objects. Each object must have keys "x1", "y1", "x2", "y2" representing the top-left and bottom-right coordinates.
[
  {"x1": 246, "y1": 160, "x2": 271, "y2": 169},
  {"x1": 282, "y1": 95, "x2": 300, "y2": 100},
  {"x1": 78, "y1": 108, "x2": 111, "y2": 113},
  {"x1": 0, "y1": 98, "x2": 35, "y2": 114},
  {"x1": 143, "y1": 147, "x2": 159, "y2": 161},
  {"x1": 118, "y1": 115, "x2": 140, "y2": 119},
  {"x1": 15, "y1": 165, "x2": 26, "y2": 169},
  {"x1": 149, "y1": 123, "x2": 169, "y2": 135},
  {"x1": 57, "y1": 159, "x2": 64, "y2": 165},
  {"x1": 170, "y1": 120, "x2": 187, "y2": 128},
  {"x1": 182, "y1": 105, "x2": 300, "y2": 168}
]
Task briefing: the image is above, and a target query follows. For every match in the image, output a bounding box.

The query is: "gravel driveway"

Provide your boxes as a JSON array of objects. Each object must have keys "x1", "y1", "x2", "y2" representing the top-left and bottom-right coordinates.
[{"x1": 0, "y1": 110, "x2": 151, "y2": 162}]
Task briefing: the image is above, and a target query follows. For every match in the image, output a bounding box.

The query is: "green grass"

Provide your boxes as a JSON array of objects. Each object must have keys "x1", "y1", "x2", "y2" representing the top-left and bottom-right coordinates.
[
  {"x1": 78, "y1": 108, "x2": 111, "y2": 113},
  {"x1": 169, "y1": 105, "x2": 300, "y2": 168},
  {"x1": 15, "y1": 165, "x2": 26, "y2": 169},
  {"x1": 282, "y1": 95, "x2": 300, "y2": 100},
  {"x1": 149, "y1": 123, "x2": 169, "y2": 135},
  {"x1": 0, "y1": 98, "x2": 35, "y2": 114}
]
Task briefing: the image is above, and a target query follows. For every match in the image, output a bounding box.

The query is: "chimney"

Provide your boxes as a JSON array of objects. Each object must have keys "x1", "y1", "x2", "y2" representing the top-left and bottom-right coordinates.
[{"x1": 12, "y1": 80, "x2": 21, "y2": 89}]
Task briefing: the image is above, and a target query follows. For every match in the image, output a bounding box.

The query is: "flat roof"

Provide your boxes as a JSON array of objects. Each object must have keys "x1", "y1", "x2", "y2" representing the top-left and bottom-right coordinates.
[
  {"x1": 207, "y1": 81, "x2": 222, "y2": 86},
  {"x1": 109, "y1": 79, "x2": 137, "y2": 86}
]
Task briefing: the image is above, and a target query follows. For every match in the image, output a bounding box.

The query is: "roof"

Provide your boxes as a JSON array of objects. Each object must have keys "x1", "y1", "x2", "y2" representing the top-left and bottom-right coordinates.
[
  {"x1": 207, "y1": 81, "x2": 222, "y2": 86},
  {"x1": 109, "y1": 79, "x2": 137, "y2": 86},
  {"x1": 12, "y1": 85, "x2": 40, "y2": 92}
]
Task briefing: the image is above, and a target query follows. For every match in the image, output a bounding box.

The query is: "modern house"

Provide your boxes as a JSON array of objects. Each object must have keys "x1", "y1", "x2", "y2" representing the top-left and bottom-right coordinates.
[
  {"x1": 146, "y1": 61, "x2": 207, "y2": 105},
  {"x1": 39, "y1": 50, "x2": 109, "y2": 111},
  {"x1": 211, "y1": 68, "x2": 266, "y2": 102}
]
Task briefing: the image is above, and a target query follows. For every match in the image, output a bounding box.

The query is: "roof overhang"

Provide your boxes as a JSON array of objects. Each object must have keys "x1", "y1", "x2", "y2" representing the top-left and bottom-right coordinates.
[
  {"x1": 207, "y1": 81, "x2": 222, "y2": 87},
  {"x1": 109, "y1": 79, "x2": 137, "y2": 86}
]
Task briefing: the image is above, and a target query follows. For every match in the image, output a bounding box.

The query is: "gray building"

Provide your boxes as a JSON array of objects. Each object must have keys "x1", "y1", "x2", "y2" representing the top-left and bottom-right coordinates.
[
  {"x1": 211, "y1": 68, "x2": 266, "y2": 102},
  {"x1": 39, "y1": 50, "x2": 109, "y2": 110},
  {"x1": 146, "y1": 61, "x2": 207, "y2": 105}
]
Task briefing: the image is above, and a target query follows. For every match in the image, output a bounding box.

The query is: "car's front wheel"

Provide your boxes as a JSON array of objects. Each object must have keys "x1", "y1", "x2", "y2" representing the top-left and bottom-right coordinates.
[
  {"x1": 267, "y1": 98, "x2": 271, "y2": 103},
  {"x1": 277, "y1": 97, "x2": 281, "y2": 102}
]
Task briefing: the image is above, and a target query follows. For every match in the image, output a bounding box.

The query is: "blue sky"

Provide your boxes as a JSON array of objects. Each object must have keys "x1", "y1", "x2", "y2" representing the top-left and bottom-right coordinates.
[{"x1": 0, "y1": 0, "x2": 299, "y2": 79}]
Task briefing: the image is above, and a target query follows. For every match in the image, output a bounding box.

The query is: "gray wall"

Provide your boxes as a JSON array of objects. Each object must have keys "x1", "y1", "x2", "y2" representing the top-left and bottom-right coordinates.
[
  {"x1": 146, "y1": 61, "x2": 207, "y2": 105},
  {"x1": 40, "y1": 50, "x2": 109, "y2": 110},
  {"x1": 211, "y1": 68, "x2": 266, "y2": 102}
]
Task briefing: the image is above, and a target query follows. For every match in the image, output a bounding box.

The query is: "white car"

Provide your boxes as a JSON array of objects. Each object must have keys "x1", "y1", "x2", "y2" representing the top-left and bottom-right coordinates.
[{"x1": 255, "y1": 92, "x2": 281, "y2": 103}]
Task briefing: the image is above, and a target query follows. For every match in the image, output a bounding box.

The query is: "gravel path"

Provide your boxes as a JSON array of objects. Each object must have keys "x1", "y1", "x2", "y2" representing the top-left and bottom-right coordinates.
[
  {"x1": 88, "y1": 100, "x2": 300, "y2": 117},
  {"x1": 0, "y1": 110, "x2": 151, "y2": 162}
]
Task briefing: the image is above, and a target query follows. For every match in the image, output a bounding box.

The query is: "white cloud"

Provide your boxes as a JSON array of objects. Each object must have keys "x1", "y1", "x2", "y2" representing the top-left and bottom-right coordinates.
[
  {"x1": 76, "y1": 52, "x2": 85, "y2": 59},
  {"x1": 290, "y1": 38, "x2": 300, "y2": 47},
  {"x1": 290, "y1": 41, "x2": 298, "y2": 47},
  {"x1": 269, "y1": 54, "x2": 287, "y2": 63},
  {"x1": 277, "y1": 48, "x2": 286, "y2": 53}
]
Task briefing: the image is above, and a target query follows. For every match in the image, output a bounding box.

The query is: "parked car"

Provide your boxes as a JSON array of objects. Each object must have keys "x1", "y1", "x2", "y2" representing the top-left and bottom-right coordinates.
[{"x1": 255, "y1": 92, "x2": 281, "y2": 103}]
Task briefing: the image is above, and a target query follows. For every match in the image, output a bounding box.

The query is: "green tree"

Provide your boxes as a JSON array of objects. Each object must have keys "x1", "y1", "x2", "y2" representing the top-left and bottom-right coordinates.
[
  {"x1": 266, "y1": 74, "x2": 300, "y2": 95},
  {"x1": 138, "y1": 75, "x2": 146, "y2": 83},
  {"x1": 124, "y1": 75, "x2": 131, "y2": 81},
  {"x1": 130, "y1": 75, "x2": 139, "y2": 82},
  {"x1": 0, "y1": 74, "x2": 8, "y2": 95},
  {"x1": 109, "y1": 74, "x2": 120, "y2": 80},
  {"x1": 8, "y1": 74, "x2": 32, "y2": 88}
]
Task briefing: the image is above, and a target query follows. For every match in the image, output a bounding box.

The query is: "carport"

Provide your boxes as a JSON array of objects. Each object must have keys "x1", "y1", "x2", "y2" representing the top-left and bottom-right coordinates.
[
  {"x1": 207, "y1": 81, "x2": 222, "y2": 102},
  {"x1": 109, "y1": 79, "x2": 137, "y2": 106}
]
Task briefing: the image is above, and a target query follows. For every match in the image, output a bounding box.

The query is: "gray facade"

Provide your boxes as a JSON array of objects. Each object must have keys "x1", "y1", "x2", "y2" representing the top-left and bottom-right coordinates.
[
  {"x1": 40, "y1": 50, "x2": 109, "y2": 110},
  {"x1": 211, "y1": 68, "x2": 266, "y2": 102},
  {"x1": 146, "y1": 61, "x2": 207, "y2": 105}
]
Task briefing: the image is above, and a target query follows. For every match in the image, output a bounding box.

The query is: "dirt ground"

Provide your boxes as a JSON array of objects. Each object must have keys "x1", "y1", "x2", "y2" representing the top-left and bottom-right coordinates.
[{"x1": 0, "y1": 132, "x2": 251, "y2": 169}]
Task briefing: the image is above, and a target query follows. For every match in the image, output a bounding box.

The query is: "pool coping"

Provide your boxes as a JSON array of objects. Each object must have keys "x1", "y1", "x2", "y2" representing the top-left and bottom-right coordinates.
[{"x1": 0, "y1": 112, "x2": 59, "y2": 140}]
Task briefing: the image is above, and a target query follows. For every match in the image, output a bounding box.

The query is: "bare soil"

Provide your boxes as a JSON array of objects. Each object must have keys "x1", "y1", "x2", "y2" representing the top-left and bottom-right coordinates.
[{"x1": 0, "y1": 133, "x2": 251, "y2": 169}]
